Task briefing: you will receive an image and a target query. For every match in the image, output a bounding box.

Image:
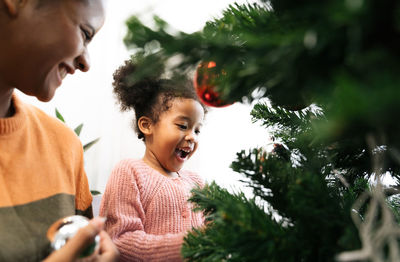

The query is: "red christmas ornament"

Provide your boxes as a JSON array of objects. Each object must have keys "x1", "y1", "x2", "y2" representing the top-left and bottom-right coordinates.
[{"x1": 194, "y1": 61, "x2": 232, "y2": 107}]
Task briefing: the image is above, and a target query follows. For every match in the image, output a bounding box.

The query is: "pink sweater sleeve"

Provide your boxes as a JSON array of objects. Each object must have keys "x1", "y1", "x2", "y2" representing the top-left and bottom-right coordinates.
[{"x1": 100, "y1": 161, "x2": 185, "y2": 262}]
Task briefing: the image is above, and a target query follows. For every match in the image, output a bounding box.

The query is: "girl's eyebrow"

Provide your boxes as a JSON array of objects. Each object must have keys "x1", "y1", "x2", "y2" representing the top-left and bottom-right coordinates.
[
  {"x1": 175, "y1": 115, "x2": 203, "y2": 126},
  {"x1": 175, "y1": 115, "x2": 190, "y2": 121}
]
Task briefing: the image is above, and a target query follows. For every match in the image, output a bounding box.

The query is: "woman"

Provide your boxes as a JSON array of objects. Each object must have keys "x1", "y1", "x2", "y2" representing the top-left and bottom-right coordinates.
[{"x1": 0, "y1": 0, "x2": 118, "y2": 261}]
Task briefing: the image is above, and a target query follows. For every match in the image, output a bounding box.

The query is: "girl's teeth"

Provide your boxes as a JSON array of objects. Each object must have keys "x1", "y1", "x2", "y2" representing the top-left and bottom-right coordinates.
[{"x1": 176, "y1": 149, "x2": 190, "y2": 159}]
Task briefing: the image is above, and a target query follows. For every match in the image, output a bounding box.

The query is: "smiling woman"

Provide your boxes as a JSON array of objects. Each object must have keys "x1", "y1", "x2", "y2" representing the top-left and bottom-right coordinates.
[
  {"x1": 0, "y1": 0, "x2": 104, "y2": 102},
  {"x1": 0, "y1": 0, "x2": 118, "y2": 261}
]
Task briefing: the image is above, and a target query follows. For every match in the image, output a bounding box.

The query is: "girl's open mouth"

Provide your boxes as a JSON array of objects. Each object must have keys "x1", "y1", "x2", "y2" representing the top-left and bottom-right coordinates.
[{"x1": 175, "y1": 148, "x2": 190, "y2": 160}]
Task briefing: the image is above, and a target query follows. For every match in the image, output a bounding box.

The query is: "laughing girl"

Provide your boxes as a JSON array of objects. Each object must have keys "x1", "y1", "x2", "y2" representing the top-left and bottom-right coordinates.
[{"x1": 100, "y1": 60, "x2": 207, "y2": 261}]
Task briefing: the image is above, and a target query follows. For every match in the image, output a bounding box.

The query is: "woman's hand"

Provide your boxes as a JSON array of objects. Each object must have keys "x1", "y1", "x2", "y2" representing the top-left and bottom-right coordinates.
[{"x1": 43, "y1": 217, "x2": 119, "y2": 262}]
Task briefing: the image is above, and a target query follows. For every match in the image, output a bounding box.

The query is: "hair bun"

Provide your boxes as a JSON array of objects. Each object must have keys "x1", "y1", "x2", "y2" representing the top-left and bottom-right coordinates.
[{"x1": 113, "y1": 60, "x2": 161, "y2": 112}]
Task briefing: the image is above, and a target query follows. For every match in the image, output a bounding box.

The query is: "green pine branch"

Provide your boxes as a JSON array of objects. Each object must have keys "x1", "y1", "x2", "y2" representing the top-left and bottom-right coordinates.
[
  {"x1": 121, "y1": 0, "x2": 400, "y2": 260},
  {"x1": 184, "y1": 182, "x2": 286, "y2": 262}
]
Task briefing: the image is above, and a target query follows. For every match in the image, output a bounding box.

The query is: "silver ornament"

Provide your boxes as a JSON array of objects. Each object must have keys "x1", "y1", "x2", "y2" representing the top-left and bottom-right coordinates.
[{"x1": 47, "y1": 215, "x2": 100, "y2": 257}]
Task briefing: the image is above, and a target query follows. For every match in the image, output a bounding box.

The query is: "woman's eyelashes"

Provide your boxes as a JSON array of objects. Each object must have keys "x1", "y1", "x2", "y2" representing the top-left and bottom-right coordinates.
[{"x1": 81, "y1": 27, "x2": 93, "y2": 43}]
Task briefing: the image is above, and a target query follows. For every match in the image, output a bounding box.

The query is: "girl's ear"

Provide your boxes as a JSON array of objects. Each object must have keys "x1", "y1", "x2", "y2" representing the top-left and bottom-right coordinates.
[
  {"x1": 3, "y1": 0, "x2": 26, "y2": 16},
  {"x1": 138, "y1": 116, "x2": 153, "y2": 136}
]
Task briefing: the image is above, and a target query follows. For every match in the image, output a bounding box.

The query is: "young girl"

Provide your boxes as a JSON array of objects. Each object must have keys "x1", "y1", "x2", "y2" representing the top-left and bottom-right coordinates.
[{"x1": 100, "y1": 60, "x2": 207, "y2": 261}]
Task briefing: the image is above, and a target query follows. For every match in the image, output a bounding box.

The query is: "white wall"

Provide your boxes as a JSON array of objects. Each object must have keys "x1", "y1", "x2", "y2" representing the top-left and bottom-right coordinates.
[{"x1": 18, "y1": 0, "x2": 270, "y2": 196}]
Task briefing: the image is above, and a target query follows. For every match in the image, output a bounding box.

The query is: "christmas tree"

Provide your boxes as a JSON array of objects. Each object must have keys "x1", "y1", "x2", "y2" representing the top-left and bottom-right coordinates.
[{"x1": 122, "y1": 0, "x2": 400, "y2": 261}]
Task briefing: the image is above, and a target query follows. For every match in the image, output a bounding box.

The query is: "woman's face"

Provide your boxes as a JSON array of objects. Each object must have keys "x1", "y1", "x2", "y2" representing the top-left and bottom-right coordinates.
[{"x1": 2, "y1": 0, "x2": 105, "y2": 101}]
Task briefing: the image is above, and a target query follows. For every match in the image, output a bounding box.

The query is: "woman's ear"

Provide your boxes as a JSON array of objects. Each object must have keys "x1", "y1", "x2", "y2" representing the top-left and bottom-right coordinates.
[
  {"x1": 3, "y1": 0, "x2": 26, "y2": 16},
  {"x1": 138, "y1": 116, "x2": 153, "y2": 136}
]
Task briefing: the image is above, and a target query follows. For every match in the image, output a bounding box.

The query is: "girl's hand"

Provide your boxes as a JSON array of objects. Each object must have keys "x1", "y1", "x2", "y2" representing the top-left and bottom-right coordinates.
[{"x1": 43, "y1": 217, "x2": 119, "y2": 262}]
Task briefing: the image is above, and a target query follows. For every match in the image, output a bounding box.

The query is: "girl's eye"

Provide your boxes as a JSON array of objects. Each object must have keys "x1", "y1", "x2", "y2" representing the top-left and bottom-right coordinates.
[
  {"x1": 177, "y1": 124, "x2": 187, "y2": 130},
  {"x1": 195, "y1": 129, "x2": 201, "y2": 135}
]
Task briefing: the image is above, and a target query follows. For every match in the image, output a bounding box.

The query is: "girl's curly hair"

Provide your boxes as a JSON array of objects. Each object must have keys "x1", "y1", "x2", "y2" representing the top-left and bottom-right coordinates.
[{"x1": 113, "y1": 59, "x2": 207, "y2": 140}]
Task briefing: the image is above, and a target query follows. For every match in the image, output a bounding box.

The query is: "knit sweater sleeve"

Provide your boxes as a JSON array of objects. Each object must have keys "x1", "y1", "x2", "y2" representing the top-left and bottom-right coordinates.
[{"x1": 100, "y1": 160, "x2": 185, "y2": 262}]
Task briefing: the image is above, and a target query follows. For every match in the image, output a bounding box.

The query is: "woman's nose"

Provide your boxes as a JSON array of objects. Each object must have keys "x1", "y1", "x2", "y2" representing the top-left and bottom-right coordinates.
[{"x1": 74, "y1": 49, "x2": 90, "y2": 72}]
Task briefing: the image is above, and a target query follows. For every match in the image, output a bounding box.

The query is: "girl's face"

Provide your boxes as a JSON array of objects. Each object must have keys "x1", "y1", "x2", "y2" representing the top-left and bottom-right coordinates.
[
  {"x1": 1, "y1": 0, "x2": 105, "y2": 101},
  {"x1": 143, "y1": 98, "x2": 204, "y2": 176}
]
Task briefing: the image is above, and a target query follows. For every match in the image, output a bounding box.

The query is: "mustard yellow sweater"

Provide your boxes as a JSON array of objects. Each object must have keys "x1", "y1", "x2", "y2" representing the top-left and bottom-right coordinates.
[{"x1": 0, "y1": 94, "x2": 93, "y2": 261}]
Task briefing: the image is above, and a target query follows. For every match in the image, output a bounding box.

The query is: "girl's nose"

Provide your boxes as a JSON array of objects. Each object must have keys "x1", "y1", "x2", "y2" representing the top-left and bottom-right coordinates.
[{"x1": 185, "y1": 130, "x2": 198, "y2": 143}]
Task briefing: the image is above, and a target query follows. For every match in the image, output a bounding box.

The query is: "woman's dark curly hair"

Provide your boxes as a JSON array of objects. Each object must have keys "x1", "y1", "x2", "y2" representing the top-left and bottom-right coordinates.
[{"x1": 113, "y1": 59, "x2": 207, "y2": 140}]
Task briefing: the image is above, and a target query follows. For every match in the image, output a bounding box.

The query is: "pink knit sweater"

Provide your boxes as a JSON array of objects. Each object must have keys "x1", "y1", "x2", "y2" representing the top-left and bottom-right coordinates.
[{"x1": 100, "y1": 159, "x2": 204, "y2": 261}]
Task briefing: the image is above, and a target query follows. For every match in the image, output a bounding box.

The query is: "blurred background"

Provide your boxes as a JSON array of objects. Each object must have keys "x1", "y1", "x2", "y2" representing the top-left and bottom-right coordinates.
[{"x1": 17, "y1": 0, "x2": 268, "y2": 195}]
